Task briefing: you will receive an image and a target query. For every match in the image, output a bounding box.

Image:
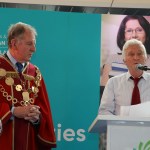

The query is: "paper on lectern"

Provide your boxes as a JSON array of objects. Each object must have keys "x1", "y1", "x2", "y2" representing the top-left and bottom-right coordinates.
[{"x1": 120, "y1": 101, "x2": 150, "y2": 117}]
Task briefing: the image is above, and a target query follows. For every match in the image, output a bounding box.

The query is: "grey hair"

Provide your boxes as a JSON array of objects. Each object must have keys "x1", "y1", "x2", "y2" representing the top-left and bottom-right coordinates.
[
  {"x1": 7, "y1": 22, "x2": 37, "y2": 48},
  {"x1": 122, "y1": 39, "x2": 147, "y2": 60}
]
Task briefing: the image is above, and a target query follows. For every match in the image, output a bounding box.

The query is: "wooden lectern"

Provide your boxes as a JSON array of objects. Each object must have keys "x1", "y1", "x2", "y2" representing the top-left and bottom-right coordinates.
[{"x1": 88, "y1": 115, "x2": 150, "y2": 150}]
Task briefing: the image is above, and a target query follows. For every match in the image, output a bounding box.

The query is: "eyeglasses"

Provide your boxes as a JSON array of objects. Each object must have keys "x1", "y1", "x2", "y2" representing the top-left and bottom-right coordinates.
[{"x1": 125, "y1": 28, "x2": 144, "y2": 35}]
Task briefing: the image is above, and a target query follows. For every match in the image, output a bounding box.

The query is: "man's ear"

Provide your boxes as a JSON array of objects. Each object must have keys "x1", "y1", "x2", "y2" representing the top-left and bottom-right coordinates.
[{"x1": 11, "y1": 39, "x2": 17, "y2": 48}]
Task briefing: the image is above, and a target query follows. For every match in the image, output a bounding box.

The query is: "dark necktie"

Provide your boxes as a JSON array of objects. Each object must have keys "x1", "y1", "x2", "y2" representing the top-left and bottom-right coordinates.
[
  {"x1": 16, "y1": 62, "x2": 23, "y2": 73},
  {"x1": 131, "y1": 77, "x2": 141, "y2": 105}
]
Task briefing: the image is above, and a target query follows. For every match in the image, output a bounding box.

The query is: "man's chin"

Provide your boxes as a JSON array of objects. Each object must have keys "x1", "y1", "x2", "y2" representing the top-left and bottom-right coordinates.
[{"x1": 25, "y1": 58, "x2": 31, "y2": 62}]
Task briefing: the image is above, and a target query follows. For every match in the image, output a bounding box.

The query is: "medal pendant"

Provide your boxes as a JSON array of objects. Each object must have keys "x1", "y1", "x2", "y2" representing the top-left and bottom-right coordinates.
[
  {"x1": 32, "y1": 86, "x2": 39, "y2": 94},
  {"x1": 5, "y1": 77, "x2": 14, "y2": 86},
  {"x1": 36, "y1": 69, "x2": 40, "y2": 74},
  {"x1": 0, "y1": 68, "x2": 6, "y2": 77},
  {"x1": 22, "y1": 91, "x2": 30, "y2": 102},
  {"x1": 16, "y1": 84, "x2": 22, "y2": 91}
]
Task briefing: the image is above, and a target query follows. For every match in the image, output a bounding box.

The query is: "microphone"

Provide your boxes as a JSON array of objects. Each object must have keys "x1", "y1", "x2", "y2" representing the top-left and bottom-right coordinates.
[{"x1": 136, "y1": 64, "x2": 150, "y2": 71}]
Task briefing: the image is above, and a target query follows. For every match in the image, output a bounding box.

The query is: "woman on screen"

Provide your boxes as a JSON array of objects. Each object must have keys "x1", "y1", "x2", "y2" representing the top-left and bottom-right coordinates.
[{"x1": 100, "y1": 15, "x2": 150, "y2": 86}]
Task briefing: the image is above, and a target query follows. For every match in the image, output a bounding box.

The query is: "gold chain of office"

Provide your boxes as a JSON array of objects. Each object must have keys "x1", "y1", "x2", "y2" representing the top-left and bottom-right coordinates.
[{"x1": 0, "y1": 67, "x2": 41, "y2": 106}]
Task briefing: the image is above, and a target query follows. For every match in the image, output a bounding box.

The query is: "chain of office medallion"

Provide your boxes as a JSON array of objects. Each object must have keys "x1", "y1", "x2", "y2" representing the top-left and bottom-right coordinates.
[
  {"x1": 0, "y1": 84, "x2": 35, "y2": 106},
  {"x1": 0, "y1": 67, "x2": 41, "y2": 106}
]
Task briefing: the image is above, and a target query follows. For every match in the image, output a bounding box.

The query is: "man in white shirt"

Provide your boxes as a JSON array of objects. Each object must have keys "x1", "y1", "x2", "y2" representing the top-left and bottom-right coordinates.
[
  {"x1": 99, "y1": 38, "x2": 150, "y2": 115},
  {"x1": 98, "y1": 38, "x2": 150, "y2": 150}
]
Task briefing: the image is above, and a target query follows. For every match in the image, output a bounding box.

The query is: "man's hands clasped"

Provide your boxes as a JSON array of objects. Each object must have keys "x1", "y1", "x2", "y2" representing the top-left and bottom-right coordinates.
[{"x1": 13, "y1": 105, "x2": 41, "y2": 123}]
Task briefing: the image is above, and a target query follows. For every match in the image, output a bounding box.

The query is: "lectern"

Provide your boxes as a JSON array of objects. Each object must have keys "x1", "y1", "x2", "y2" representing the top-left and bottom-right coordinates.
[{"x1": 88, "y1": 115, "x2": 150, "y2": 150}]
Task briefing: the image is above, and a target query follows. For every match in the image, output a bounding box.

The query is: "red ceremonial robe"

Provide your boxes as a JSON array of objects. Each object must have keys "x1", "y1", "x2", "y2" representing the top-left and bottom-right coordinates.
[{"x1": 0, "y1": 55, "x2": 56, "y2": 150}]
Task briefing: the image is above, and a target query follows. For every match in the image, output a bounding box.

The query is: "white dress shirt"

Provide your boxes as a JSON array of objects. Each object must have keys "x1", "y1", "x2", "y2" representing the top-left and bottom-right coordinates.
[
  {"x1": 99, "y1": 71, "x2": 150, "y2": 115},
  {"x1": 7, "y1": 51, "x2": 25, "y2": 69}
]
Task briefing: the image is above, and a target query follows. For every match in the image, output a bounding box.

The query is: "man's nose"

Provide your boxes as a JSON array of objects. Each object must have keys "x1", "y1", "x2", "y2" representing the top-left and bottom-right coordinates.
[
  {"x1": 133, "y1": 54, "x2": 139, "y2": 59},
  {"x1": 31, "y1": 44, "x2": 36, "y2": 52}
]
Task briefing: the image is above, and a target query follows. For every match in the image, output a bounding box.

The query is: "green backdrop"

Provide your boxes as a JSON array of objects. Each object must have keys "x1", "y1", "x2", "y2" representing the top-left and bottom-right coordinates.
[{"x1": 0, "y1": 8, "x2": 100, "y2": 150}]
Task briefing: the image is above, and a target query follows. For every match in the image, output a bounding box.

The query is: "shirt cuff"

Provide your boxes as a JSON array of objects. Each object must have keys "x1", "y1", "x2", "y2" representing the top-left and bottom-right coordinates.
[
  {"x1": 30, "y1": 119, "x2": 40, "y2": 125},
  {"x1": 0, "y1": 120, "x2": 2, "y2": 134}
]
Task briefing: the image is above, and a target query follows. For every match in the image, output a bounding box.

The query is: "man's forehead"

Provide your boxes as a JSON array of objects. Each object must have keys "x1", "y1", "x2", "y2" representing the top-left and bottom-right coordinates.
[
  {"x1": 19, "y1": 33, "x2": 35, "y2": 41},
  {"x1": 126, "y1": 45, "x2": 142, "y2": 51}
]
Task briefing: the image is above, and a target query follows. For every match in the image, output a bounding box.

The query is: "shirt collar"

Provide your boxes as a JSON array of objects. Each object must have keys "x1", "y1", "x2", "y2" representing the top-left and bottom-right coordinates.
[
  {"x1": 126, "y1": 71, "x2": 148, "y2": 81},
  {"x1": 7, "y1": 51, "x2": 25, "y2": 67}
]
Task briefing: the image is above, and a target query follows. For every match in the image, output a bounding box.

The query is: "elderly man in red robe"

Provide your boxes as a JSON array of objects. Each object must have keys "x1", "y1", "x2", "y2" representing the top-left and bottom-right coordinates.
[{"x1": 0, "y1": 22, "x2": 56, "y2": 150}]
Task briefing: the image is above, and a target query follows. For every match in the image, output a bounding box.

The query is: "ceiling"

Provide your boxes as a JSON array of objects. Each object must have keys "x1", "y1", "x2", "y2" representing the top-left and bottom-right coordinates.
[{"x1": 0, "y1": 0, "x2": 150, "y2": 15}]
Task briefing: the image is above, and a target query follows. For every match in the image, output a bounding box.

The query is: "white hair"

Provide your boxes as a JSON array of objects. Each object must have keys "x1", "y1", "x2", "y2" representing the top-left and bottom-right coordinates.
[{"x1": 122, "y1": 39, "x2": 147, "y2": 60}]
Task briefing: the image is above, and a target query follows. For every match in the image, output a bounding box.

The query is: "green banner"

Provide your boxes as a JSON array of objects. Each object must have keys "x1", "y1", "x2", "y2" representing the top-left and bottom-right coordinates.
[{"x1": 0, "y1": 8, "x2": 100, "y2": 150}]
